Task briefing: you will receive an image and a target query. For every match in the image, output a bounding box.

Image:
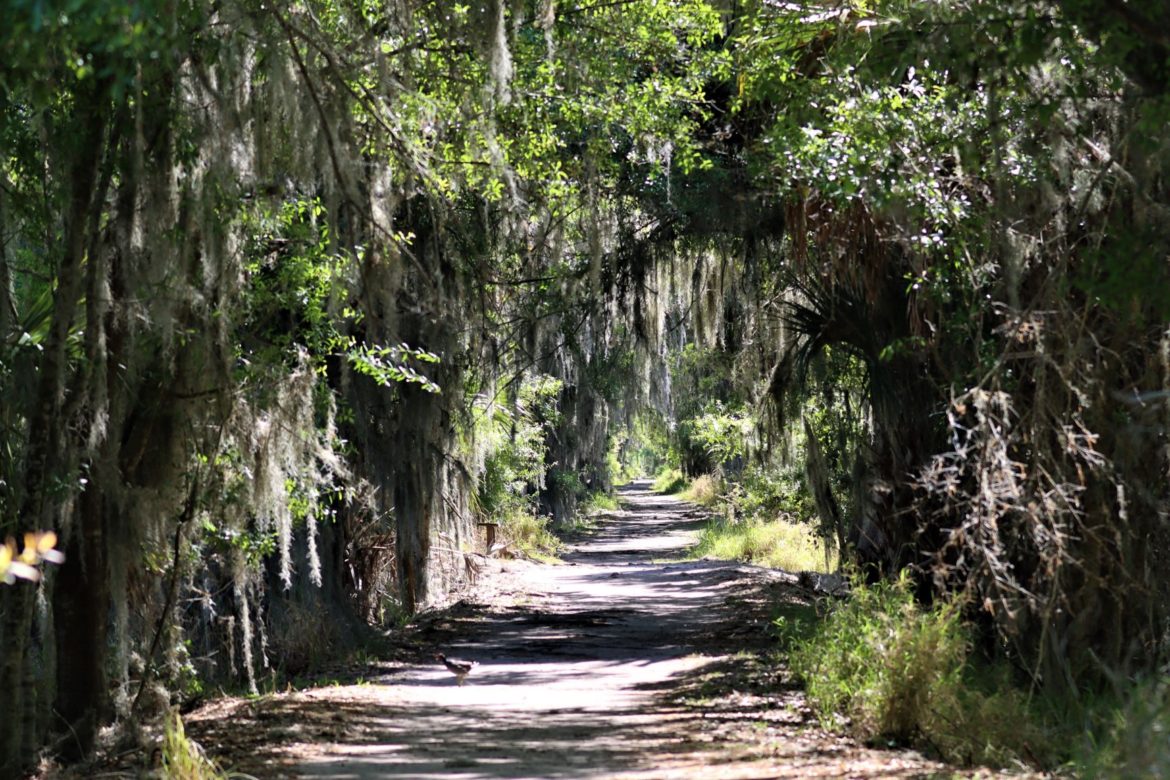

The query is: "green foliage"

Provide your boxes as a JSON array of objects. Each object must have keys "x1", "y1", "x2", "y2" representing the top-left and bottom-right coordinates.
[
  {"x1": 238, "y1": 196, "x2": 441, "y2": 393},
  {"x1": 791, "y1": 575, "x2": 966, "y2": 741},
  {"x1": 5, "y1": 0, "x2": 1170, "y2": 770},
  {"x1": 239, "y1": 197, "x2": 339, "y2": 363},
  {"x1": 664, "y1": 347, "x2": 748, "y2": 476},
  {"x1": 732, "y1": 0, "x2": 1082, "y2": 240},
  {"x1": 790, "y1": 575, "x2": 1051, "y2": 767},
  {"x1": 647, "y1": 336, "x2": 853, "y2": 571},
  {"x1": 199, "y1": 516, "x2": 276, "y2": 567},
  {"x1": 621, "y1": 412, "x2": 673, "y2": 478},
  {"x1": 0, "y1": 0, "x2": 198, "y2": 102},
  {"x1": 474, "y1": 373, "x2": 563, "y2": 524},
  {"x1": 651, "y1": 467, "x2": 688, "y2": 495},
  {"x1": 680, "y1": 403, "x2": 753, "y2": 467},
  {"x1": 347, "y1": 343, "x2": 441, "y2": 393},
  {"x1": 735, "y1": 464, "x2": 816, "y2": 525},
  {"x1": 604, "y1": 430, "x2": 633, "y2": 487},
  {"x1": 547, "y1": 467, "x2": 584, "y2": 498},
  {"x1": 680, "y1": 473, "x2": 720, "y2": 507},
  {"x1": 468, "y1": 368, "x2": 604, "y2": 554},
  {"x1": 582, "y1": 491, "x2": 621, "y2": 514}
]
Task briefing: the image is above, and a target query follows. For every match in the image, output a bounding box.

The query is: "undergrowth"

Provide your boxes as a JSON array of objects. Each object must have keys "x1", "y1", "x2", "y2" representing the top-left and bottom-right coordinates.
[
  {"x1": 786, "y1": 574, "x2": 1056, "y2": 769},
  {"x1": 680, "y1": 473, "x2": 719, "y2": 505},
  {"x1": 785, "y1": 575, "x2": 1170, "y2": 773},
  {"x1": 692, "y1": 517, "x2": 835, "y2": 573},
  {"x1": 671, "y1": 471, "x2": 836, "y2": 573},
  {"x1": 650, "y1": 467, "x2": 687, "y2": 494},
  {"x1": 557, "y1": 491, "x2": 621, "y2": 534},
  {"x1": 1079, "y1": 679, "x2": 1170, "y2": 777},
  {"x1": 499, "y1": 509, "x2": 562, "y2": 562},
  {"x1": 582, "y1": 491, "x2": 621, "y2": 513}
]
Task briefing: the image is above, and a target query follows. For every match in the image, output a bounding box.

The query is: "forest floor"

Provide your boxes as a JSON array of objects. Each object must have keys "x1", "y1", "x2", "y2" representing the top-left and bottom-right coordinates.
[{"x1": 184, "y1": 481, "x2": 1029, "y2": 779}]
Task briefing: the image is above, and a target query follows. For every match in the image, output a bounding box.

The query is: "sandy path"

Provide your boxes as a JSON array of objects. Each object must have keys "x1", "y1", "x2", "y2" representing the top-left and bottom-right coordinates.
[{"x1": 187, "y1": 481, "x2": 990, "y2": 779}]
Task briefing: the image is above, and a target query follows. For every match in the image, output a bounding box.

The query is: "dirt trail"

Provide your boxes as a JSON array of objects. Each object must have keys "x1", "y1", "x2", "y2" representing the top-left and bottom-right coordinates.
[{"x1": 188, "y1": 481, "x2": 983, "y2": 779}]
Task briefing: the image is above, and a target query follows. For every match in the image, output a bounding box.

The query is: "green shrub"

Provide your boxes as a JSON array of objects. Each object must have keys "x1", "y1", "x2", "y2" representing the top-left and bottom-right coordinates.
[
  {"x1": 685, "y1": 402, "x2": 753, "y2": 465},
  {"x1": 791, "y1": 573, "x2": 966, "y2": 743},
  {"x1": 558, "y1": 491, "x2": 620, "y2": 533},
  {"x1": 737, "y1": 464, "x2": 814, "y2": 522},
  {"x1": 936, "y1": 665, "x2": 1059, "y2": 768},
  {"x1": 605, "y1": 430, "x2": 633, "y2": 486},
  {"x1": 789, "y1": 574, "x2": 1049, "y2": 767}
]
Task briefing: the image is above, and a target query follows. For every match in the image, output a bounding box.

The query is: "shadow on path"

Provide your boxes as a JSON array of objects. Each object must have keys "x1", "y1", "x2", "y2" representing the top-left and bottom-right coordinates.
[{"x1": 188, "y1": 480, "x2": 964, "y2": 779}]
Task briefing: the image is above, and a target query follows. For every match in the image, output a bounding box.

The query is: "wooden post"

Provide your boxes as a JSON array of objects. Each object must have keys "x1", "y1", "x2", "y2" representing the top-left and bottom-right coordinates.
[{"x1": 477, "y1": 522, "x2": 499, "y2": 552}]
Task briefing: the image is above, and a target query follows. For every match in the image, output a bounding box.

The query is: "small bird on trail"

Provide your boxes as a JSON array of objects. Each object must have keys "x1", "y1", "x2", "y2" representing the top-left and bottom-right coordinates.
[{"x1": 435, "y1": 652, "x2": 478, "y2": 686}]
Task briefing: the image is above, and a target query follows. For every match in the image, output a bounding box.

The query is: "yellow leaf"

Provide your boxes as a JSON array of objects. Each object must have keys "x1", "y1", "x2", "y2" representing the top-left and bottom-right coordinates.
[
  {"x1": 32, "y1": 531, "x2": 64, "y2": 563},
  {"x1": 37, "y1": 531, "x2": 57, "y2": 553},
  {"x1": 20, "y1": 534, "x2": 38, "y2": 564},
  {"x1": 40, "y1": 540, "x2": 65, "y2": 565}
]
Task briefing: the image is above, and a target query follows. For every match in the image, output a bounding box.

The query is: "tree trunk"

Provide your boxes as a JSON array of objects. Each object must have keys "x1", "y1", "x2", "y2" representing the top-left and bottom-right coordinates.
[
  {"x1": 0, "y1": 586, "x2": 36, "y2": 775},
  {"x1": 52, "y1": 485, "x2": 109, "y2": 759},
  {"x1": 0, "y1": 79, "x2": 112, "y2": 774}
]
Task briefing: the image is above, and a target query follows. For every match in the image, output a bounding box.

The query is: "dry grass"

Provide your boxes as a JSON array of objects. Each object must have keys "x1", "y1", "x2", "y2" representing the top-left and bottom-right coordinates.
[
  {"x1": 680, "y1": 474, "x2": 720, "y2": 506},
  {"x1": 500, "y1": 510, "x2": 563, "y2": 562}
]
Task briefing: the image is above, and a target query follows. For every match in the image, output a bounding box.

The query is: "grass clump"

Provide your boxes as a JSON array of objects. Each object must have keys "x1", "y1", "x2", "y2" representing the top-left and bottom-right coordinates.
[
  {"x1": 680, "y1": 473, "x2": 720, "y2": 506},
  {"x1": 789, "y1": 574, "x2": 1051, "y2": 768},
  {"x1": 692, "y1": 517, "x2": 836, "y2": 573},
  {"x1": 582, "y1": 490, "x2": 621, "y2": 513},
  {"x1": 651, "y1": 467, "x2": 687, "y2": 494},
  {"x1": 499, "y1": 509, "x2": 562, "y2": 562},
  {"x1": 1081, "y1": 679, "x2": 1170, "y2": 778},
  {"x1": 672, "y1": 469, "x2": 837, "y2": 573},
  {"x1": 161, "y1": 710, "x2": 227, "y2": 779},
  {"x1": 790, "y1": 573, "x2": 967, "y2": 742}
]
